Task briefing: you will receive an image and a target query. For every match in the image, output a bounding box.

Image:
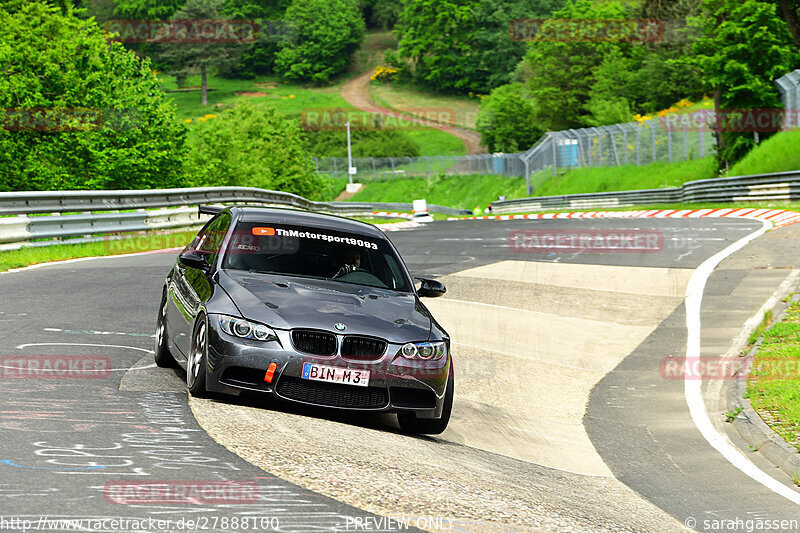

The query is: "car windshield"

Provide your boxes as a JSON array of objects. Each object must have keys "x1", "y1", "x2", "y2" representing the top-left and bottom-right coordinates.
[{"x1": 222, "y1": 221, "x2": 412, "y2": 292}]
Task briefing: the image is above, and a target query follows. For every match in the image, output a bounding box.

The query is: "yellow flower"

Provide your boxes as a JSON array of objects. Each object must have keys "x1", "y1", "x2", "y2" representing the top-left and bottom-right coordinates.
[
  {"x1": 198, "y1": 117, "x2": 207, "y2": 122},
  {"x1": 289, "y1": 94, "x2": 296, "y2": 98},
  {"x1": 204, "y1": 113, "x2": 216, "y2": 119},
  {"x1": 184, "y1": 118, "x2": 192, "y2": 123}
]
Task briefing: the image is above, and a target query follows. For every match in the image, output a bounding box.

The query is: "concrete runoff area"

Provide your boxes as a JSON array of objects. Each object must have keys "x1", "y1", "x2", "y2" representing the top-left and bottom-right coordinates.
[
  {"x1": 423, "y1": 260, "x2": 692, "y2": 476},
  {"x1": 190, "y1": 257, "x2": 691, "y2": 531}
]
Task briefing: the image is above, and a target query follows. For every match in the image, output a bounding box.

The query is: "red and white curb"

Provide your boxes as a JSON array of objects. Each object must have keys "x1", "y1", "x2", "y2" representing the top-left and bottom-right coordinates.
[
  {"x1": 448, "y1": 208, "x2": 800, "y2": 229},
  {"x1": 372, "y1": 211, "x2": 415, "y2": 220}
]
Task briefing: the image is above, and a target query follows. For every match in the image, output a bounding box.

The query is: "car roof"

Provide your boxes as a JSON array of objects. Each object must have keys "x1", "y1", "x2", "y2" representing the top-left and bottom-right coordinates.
[{"x1": 229, "y1": 206, "x2": 386, "y2": 238}]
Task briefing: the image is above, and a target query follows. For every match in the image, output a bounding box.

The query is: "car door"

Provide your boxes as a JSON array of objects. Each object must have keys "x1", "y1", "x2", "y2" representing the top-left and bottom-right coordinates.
[{"x1": 168, "y1": 212, "x2": 231, "y2": 358}]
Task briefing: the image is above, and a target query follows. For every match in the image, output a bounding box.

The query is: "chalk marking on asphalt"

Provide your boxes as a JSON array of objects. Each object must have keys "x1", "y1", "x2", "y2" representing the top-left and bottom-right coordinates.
[
  {"x1": 685, "y1": 218, "x2": 800, "y2": 505},
  {"x1": 12, "y1": 343, "x2": 156, "y2": 372},
  {"x1": 43, "y1": 327, "x2": 154, "y2": 338}
]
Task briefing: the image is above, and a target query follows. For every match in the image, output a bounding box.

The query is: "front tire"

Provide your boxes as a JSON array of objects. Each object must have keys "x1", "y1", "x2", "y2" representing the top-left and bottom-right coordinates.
[
  {"x1": 398, "y1": 360, "x2": 454, "y2": 435},
  {"x1": 154, "y1": 291, "x2": 177, "y2": 368},
  {"x1": 186, "y1": 316, "x2": 208, "y2": 397}
]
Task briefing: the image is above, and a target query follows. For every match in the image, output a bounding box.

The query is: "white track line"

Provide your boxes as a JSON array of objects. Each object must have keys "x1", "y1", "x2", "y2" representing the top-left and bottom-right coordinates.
[
  {"x1": 13, "y1": 343, "x2": 155, "y2": 373},
  {"x1": 684, "y1": 218, "x2": 800, "y2": 505}
]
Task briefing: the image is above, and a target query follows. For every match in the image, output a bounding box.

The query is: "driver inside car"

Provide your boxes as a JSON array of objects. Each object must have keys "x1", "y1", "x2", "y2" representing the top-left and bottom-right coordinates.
[{"x1": 333, "y1": 248, "x2": 361, "y2": 278}]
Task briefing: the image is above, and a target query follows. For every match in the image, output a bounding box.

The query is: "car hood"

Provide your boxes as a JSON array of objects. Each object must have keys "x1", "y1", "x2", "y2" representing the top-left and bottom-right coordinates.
[{"x1": 218, "y1": 270, "x2": 432, "y2": 343}]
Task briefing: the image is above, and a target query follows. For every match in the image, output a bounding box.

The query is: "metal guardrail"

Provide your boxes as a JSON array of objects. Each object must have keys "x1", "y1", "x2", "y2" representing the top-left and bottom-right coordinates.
[
  {"x1": 489, "y1": 170, "x2": 800, "y2": 214},
  {"x1": 4, "y1": 170, "x2": 800, "y2": 248},
  {"x1": 0, "y1": 187, "x2": 470, "y2": 250}
]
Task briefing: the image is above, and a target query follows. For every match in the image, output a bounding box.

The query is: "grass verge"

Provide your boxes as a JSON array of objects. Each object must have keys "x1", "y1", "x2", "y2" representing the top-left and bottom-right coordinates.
[
  {"x1": 348, "y1": 157, "x2": 720, "y2": 211},
  {"x1": 747, "y1": 298, "x2": 800, "y2": 452},
  {"x1": 0, "y1": 230, "x2": 199, "y2": 274},
  {"x1": 534, "y1": 157, "x2": 717, "y2": 196},
  {"x1": 728, "y1": 131, "x2": 800, "y2": 177},
  {"x1": 347, "y1": 174, "x2": 529, "y2": 210}
]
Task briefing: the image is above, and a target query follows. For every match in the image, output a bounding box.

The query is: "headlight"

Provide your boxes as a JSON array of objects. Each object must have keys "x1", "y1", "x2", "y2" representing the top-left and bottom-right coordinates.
[
  {"x1": 399, "y1": 341, "x2": 447, "y2": 360},
  {"x1": 219, "y1": 315, "x2": 278, "y2": 342}
]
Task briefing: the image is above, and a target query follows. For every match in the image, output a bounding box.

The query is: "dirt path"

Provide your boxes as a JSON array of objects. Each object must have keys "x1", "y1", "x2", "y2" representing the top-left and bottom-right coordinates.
[{"x1": 341, "y1": 71, "x2": 484, "y2": 155}]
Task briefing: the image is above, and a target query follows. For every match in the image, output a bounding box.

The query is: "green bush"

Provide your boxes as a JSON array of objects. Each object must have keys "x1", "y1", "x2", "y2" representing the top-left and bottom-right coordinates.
[
  {"x1": 0, "y1": 1, "x2": 187, "y2": 191},
  {"x1": 476, "y1": 83, "x2": 543, "y2": 152},
  {"x1": 303, "y1": 129, "x2": 420, "y2": 158},
  {"x1": 185, "y1": 102, "x2": 325, "y2": 199},
  {"x1": 275, "y1": 0, "x2": 365, "y2": 83}
]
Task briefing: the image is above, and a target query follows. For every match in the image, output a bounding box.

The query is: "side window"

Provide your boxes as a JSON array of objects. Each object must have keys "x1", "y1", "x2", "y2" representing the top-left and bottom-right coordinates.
[{"x1": 196, "y1": 213, "x2": 231, "y2": 265}]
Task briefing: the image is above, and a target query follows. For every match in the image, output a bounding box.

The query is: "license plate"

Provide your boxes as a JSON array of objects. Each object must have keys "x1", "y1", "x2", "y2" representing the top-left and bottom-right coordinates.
[{"x1": 301, "y1": 362, "x2": 370, "y2": 387}]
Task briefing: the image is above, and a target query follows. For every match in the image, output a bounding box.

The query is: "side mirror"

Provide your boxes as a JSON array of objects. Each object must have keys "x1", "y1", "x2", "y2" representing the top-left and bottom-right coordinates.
[
  {"x1": 416, "y1": 277, "x2": 446, "y2": 298},
  {"x1": 179, "y1": 250, "x2": 211, "y2": 270}
]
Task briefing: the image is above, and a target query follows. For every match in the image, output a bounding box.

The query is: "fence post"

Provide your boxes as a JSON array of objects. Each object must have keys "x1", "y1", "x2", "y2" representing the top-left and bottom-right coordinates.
[
  {"x1": 390, "y1": 157, "x2": 395, "y2": 174},
  {"x1": 525, "y1": 159, "x2": 531, "y2": 196},
  {"x1": 313, "y1": 157, "x2": 319, "y2": 172},
  {"x1": 440, "y1": 156, "x2": 445, "y2": 174},
  {"x1": 667, "y1": 123, "x2": 672, "y2": 163},
  {"x1": 408, "y1": 157, "x2": 413, "y2": 176},
  {"x1": 622, "y1": 126, "x2": 629, "y2": 165},
  {"x1": 425, "y1": 156, "x2": 430, "y2": 177},
  {"x1": 370, "y1": 157, "x2": 377, "y2": 179},
  {"x1": 651, "y1": 124, "x2": 656, "y2": 163},
  {"x1": 683, "y1": 124, "x2": 688, "y2": 161},
  {"x1": 552, "y1": 136, "x2": 558, "y2": 176},
  {"x1": 333, "y1": 158, "x2": 337, "y2": 175},
  {"x1": 699, "y1": 122, "x2": 704, "y2": 158},
  {"x1": 636, "y1": 126, "x2": 641, "y2": 166}
]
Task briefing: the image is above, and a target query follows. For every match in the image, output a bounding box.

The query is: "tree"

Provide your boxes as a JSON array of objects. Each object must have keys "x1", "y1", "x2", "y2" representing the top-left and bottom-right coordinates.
[
  {"x1": 0, "y1": 1, "x2": 186, "y2": 191},
  {"x1": 156, "y1": 0, "x2": 244, "y2": 104},
  {"x1": 476, "y1": 83, "x2": 543, "y2": 152},
  {"x1": 691, "y1": 0, "x2": 799, "y2": 168},
  {"x1": 274, "y1": 0, "x2": 365, "y2": 83},
  {"x1": 524, "y1": 0, "x2": 633, "y2": 130},
  {"x1": 774, "y1": 0, "x2": 800, "y2": 48},
  {"x1": 362, "y1": 0, "x2": 404, "y2": 29},
  {"x1": 220, "y1": 0, "x2": 292, "y2": 78},
  {"x1": 396, "y1": 0, "x2": 479, "y2": 92},
  {"x1": 395, "y1": 0, "x2": 565, "y2": 93},
  {"x1": 112, "y1": 0, "x2": 186, "y2": 19},
  {"x1": 185, "y1": 102, "x2": 325, "y2": 198}
]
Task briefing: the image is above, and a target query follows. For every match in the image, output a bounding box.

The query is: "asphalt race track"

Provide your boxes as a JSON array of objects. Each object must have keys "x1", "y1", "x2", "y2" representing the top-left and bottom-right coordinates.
[{"x1": 2, "y1": 217, "x2": 800, "y2": 532}]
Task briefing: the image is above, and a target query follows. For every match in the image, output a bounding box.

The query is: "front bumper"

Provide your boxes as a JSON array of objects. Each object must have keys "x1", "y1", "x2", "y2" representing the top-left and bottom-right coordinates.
[{"x1": 205, "y1": 317, "x2": 450, "y2": 419}]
